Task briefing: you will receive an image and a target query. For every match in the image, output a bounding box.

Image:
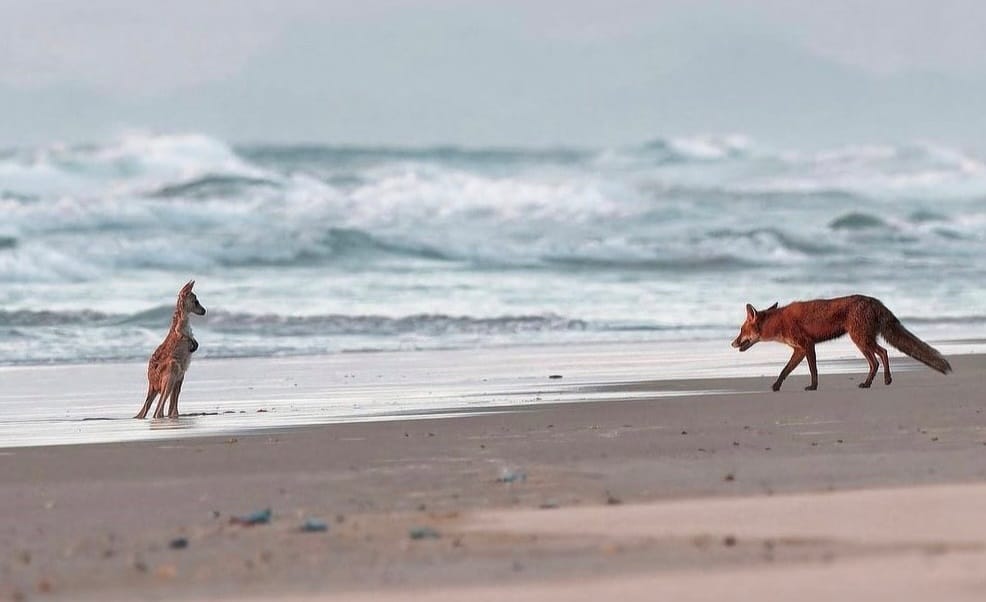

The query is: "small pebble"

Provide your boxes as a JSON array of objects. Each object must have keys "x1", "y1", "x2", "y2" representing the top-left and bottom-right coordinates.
[
  {"x1": 230, "y1": 508, "x2": 272, "y2": 526},
  {"x1": 409, "y1": 526, "x2": 441, "y2": 540},
  {"x1": 498, "y1": 468, "x2": 527, "y2": 483},
  {"x1": 300, "y1": 519, "x2": 328, "y2": 533}
]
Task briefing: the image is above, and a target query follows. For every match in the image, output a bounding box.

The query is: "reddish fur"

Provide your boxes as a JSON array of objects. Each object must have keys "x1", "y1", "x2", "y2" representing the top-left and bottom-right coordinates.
[
  {"x1": 732, "y1": 294, "x2": 951, "y2": 391},
  {"x1": 134, "y1": 281, "x2": 206, "y2": 419}
]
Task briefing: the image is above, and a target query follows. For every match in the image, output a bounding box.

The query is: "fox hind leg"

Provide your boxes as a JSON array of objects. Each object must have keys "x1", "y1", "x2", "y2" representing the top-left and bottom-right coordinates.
[
  {"x1": 858, "y1": 349, "x2": 878, "y2": 388},
  {"x1": 849, "y1": 331, "x2": 880, "y2": 388},
  {"x1": 875, "y1": 344, "x2": 892, "y2": 385},
  {"x1": 859, "y1": 350, "x2": 880, "y2": 389}
]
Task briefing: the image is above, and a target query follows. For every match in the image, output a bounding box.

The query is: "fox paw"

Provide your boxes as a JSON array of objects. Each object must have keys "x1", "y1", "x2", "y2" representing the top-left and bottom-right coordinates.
[
  {"x1": 885, "y1": 377, "x2": 892, "y2": 386},
  {"x1": 804, "y1": 384, "x2": 817, "y2": 391},
  {"x1": 858, "y1": 382, "x2": 872, "y2": 389},
  {"x1": 771, "y1": 382, "x2": 782, "y2": 392}
]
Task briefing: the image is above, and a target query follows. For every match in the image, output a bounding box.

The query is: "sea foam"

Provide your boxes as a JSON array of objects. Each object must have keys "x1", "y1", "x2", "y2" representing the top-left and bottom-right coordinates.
[{"x1": 1, "y1": 132, "x2": 985, "y2": 364}]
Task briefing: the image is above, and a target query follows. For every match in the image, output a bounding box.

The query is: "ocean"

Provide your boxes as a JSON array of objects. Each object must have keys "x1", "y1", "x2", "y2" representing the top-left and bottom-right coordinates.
[{"x1": 1, "y1": 132, "x2": 985, "y2": 366}]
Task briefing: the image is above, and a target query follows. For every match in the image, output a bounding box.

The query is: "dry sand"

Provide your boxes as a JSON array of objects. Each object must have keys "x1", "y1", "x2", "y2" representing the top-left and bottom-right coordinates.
[{"x1": 1, "y1": 353, "x2": 985, "y2": 601}]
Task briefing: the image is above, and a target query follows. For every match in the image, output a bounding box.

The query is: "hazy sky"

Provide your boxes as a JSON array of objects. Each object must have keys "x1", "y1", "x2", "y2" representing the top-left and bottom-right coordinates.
[{"x1": 3, "y1": 0, "x2": 986, "y2": 148}]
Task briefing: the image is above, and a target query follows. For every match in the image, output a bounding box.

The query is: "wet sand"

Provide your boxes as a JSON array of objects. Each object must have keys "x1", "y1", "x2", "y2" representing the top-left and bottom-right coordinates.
[{"x1": 1, "y1": 352, "x2": 985, "y2": 601}]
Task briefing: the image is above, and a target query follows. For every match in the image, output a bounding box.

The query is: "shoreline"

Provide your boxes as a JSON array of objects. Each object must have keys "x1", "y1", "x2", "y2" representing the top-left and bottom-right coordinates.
[
  {"x1": 1, "y1": 338, "x2": 981, "y2": 449},
  {"x1": 2, "y1": 350, "x2": 985, "y2": 600}
]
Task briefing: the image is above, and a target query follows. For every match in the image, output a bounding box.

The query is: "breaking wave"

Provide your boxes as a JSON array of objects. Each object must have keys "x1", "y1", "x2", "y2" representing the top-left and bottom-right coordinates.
[
  {"x1": 0, "y1": 309, "x2": 112, "y2": 327},
  {"x1": 3, "y1": 134, "x2": 985, "y2": 276},
  {"x1": 149, "y1": 174, "x2": 280, "y2": 199},
  {"x1": 2, "y1": 131, "x2": 986, "y2": 363},
  {"x1": 1, "y1": 307, "x2": 588, "y2": 336},
  {"x1": 829, "y1": 212, "x2": 890, "y2": 230},
  {"x1": 203, "y1": 311, "x2": 588, "y2": 337}
]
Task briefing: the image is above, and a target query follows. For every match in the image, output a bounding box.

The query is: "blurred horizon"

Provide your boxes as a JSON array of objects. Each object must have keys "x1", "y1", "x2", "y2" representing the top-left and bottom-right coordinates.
[{"x1": 5, "y1": 1, "x2": 986, "y2": 150}]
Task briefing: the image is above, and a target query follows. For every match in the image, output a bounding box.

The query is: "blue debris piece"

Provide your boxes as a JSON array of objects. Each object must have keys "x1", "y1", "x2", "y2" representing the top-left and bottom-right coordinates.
[
  {"x1": 408, "y1": 526, "x2": 441, "y2": 540},
  {"x1": 300, "y1": 518, "x2": 328, "y2": 533},
  {"x1": 498, "y1": 467, "x2": 527, "y2": 483},
  {"x1": 230, "y1": 508, "x2": 272, "y2": 526}
]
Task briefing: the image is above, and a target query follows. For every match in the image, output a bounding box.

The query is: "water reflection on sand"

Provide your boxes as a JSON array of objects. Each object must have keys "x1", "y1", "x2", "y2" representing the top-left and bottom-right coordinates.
[{"x1": 0, "y1": 339, "x2": 980, "y2": 449}]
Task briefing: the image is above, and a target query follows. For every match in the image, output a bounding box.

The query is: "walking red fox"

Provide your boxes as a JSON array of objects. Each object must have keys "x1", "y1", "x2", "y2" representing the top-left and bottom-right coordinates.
[{"x1": 732, "y1": 295, "x2": 951, "y2": 391}]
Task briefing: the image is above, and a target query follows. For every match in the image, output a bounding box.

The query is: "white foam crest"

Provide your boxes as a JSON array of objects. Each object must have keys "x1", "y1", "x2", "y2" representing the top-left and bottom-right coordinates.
[
  {"x1": 800, "y1": 144, "x2": 899, "y2": 165},
  {"x1": 0, "y1": 191, "x2": 292, "y2": 280},
  {"x1": 918, "y1": 143, "x2": 986, "y2": 175},
  {"x1": 346, "y1": 163, "x2": 628, "y2": 225},
  {"x1": 737, "y1": 142, "x2": 986, "y2": 198},
  {"x1": 667, "y1": 134, "x2": 754, "y2": 160},
  {"x1": 1, "y1": 132, "x2": 272, "y2": 198},
  {"x1": 699, "y1": 231, "x2": 815, "y2": 266},
  {"x1": 947, "y1": 211, "x2": 986, "y2": 241},
  {"x1": 0, "y1": 244, "x2": 101, "y2": 283},
  {"x1": 1, "y1": 191, "x2": 266, "y2": 238}
]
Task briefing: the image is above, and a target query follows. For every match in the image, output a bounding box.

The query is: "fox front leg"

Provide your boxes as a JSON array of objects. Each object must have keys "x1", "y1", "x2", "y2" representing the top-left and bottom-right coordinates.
[
  {"x1": 773, "y1": 348, "x2": 806, "y2": 391},
  {"x1": 804, "y1": 345, "x2": 818, "y2": 391}
]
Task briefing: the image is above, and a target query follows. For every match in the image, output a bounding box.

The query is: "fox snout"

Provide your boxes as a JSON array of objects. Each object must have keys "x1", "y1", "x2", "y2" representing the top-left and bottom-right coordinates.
[
  {"x1": 732, "y1": 336, "x2": 754, "y2": 352},
  {"x1": 193, "y1": 305, "x2": 207, "y2": 316}
]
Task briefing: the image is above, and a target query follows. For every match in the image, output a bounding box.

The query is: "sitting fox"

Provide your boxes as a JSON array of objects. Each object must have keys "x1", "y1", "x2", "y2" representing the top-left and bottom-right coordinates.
[
  {"x1": 732, "y1": 295, "x2": 951, "y2": 391},
  {"x1": 135, "y1": 281, "x2": 207, "y2": 419}
]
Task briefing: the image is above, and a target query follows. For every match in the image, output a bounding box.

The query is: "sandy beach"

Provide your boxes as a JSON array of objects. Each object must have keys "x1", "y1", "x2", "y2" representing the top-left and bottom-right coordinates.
[
  {"x1": 2, "y1": 346, "x2": 985, "y2": 601},
  {"x1": 6, "y1": 3, "x2": 986, "y2": 601}
]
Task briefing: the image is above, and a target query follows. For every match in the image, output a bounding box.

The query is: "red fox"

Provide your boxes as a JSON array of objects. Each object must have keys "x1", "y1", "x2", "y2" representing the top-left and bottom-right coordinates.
[{"x1": 731, "y1": 295, "x2": 951, "y2": 391}]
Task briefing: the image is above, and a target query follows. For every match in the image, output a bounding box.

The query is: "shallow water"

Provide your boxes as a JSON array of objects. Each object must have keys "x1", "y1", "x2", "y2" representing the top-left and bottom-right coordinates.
[{"x1": 1, "y1": 339, "x2": 979, "y2": 449}]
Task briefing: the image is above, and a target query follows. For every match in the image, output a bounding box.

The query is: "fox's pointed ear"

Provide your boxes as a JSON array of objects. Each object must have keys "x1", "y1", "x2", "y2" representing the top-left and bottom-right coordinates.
[
  {"x1": 746, "y1": 303, "x2": 756, "y2": 321},
  {"x1": 767, "y1": 302, "x2": 778, "y2": 311},
  {"x1": 180, "y1": 280, "x2": 195, "y2": 296}
]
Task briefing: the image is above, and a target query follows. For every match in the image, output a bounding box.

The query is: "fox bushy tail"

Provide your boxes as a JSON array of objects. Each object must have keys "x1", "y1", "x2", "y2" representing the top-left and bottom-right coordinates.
[{"x1": 881, "y1": 319, "x2": 952, "y2": 374}]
